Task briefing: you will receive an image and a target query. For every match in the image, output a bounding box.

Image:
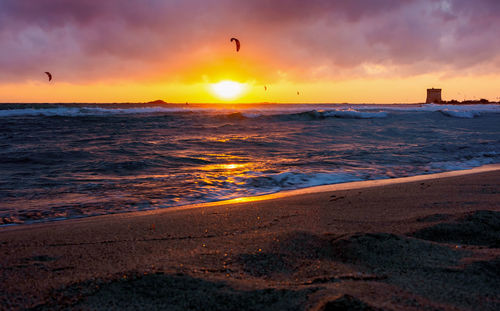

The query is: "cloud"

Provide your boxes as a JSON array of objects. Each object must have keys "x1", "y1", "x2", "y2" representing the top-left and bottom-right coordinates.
[{"x1": 0, "y1": 0, "x2": 499, "y2": 83}]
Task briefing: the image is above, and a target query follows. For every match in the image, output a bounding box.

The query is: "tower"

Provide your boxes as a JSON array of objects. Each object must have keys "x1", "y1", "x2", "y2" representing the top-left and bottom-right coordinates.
[{"x1": 426, "y1": 88, "x2": 442, "y2": 103}]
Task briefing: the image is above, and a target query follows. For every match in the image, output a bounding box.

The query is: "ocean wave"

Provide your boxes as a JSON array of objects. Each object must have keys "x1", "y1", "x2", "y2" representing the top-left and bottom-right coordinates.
[
  {"x1": 2, "y1": 103, "x2": 498, "y2": 119},
  {"x1": 438, "y1": 110, "x2": 481, "y2": 119},
  {"x1": 322, "y1": 109, "x2": 388, "y2": 119},
  {"x1": 423, "y1": 103, "x2": 500, "y2": 113},
  {"x1": 221, "y1": 112, "x2": 252, "y2": 120},
  {"x1": 428, "y1": 157, "x2": 496, "y2": 171},
  {"x1": 241, "y1": 112, "x2": 263, "y2": 118},
  {"x1": 93, "y1": 159, "x2": 161, "y2": 174},
  {"x1": 352, "y1": 103, "x2": 500, "y2": 113},
  {"x1": 0, "y1": 106, "x2": 191, "y2": 117},
  {"x1": 0, "y1": 150, "x2": 92, "y2": 165},
  {"x1": 417, "y1": 104, "x2": 500, "y2": 119},
  {"x1": 270, "y1": 109, "x2": 388, "y2": 120},
  {"x1": 367, "y1": 103, "x2": 500, "y2": 118},
  {"x1": 238, "y1": 171, "x2": 363, "y2": 190}
]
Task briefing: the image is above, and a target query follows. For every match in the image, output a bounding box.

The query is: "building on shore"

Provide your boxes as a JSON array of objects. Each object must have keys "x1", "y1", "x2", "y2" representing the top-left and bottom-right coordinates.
[{"x1": 426, "y1": 88, "x2": 442, "y2": 103}]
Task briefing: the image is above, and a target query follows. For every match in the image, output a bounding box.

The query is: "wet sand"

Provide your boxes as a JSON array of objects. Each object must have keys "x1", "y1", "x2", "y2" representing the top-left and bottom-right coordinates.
[{"x1": 1, "y1": 166, "x2": 499, "y2": 310}]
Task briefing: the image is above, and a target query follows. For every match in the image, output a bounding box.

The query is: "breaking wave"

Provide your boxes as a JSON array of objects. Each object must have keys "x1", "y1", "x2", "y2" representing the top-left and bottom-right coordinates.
[
  {"x1": 439, "y1": 110, "x2": 481, "y2": 119},
  {"x1": 1, "y1": 103, "x2": 498, "y2": 119},
  {"x1": 260, "y1": 109, "x2": 388, "y2": 120},
  {"x1": 322, "y1": 109, "x2": 388, "y2": 119},
  {"x1": 376, "y1": 103, "x2": 500, "y2": 119},
  {"x1": 239, "y1": 171, "x2": 364, "y2": 191},
  {"x1": 0, "y1": 106, "x2": 190, "y2": 117}
]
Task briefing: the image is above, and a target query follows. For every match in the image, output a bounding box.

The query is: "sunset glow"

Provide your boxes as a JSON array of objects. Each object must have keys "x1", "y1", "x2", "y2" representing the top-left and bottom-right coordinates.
[
  {"x1": 0, "y1": 1, "x2": 499, "y2": 103},
  {"x1": 211, "y1": 81, "x2": 246, "y2": 100}
]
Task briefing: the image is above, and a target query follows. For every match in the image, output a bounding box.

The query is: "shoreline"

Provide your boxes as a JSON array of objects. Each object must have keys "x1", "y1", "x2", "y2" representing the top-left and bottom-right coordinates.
[
  {"x1": 1, "y1": 166, "x2": 499, "y2": 310},
  {"x1": 2, "y1": 163, "x2": 499, "y2": 231},
  {"x1": 179, "y1": 163, "x2": 500, "y2": 210}
]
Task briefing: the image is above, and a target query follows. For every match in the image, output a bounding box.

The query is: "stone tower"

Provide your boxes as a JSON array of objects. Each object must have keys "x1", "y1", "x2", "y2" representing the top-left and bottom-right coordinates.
[{"x1": 426, "y1": 88, "x2": 442, "y2": 103}]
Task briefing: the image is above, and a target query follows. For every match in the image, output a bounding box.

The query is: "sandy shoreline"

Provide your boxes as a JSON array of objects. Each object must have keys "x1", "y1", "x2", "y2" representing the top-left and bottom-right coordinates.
[{"x1": 1, "y1": 166, "x2": 499, "y2": 310}]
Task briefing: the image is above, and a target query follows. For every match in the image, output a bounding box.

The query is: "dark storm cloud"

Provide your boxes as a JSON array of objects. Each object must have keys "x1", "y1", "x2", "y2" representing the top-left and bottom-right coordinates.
[{"x1": 0, "y1": 0, "x2": 499, "y2": 82}]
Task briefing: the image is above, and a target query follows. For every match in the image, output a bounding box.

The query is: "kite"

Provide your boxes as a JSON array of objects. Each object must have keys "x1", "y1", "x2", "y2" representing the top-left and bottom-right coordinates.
[
  {"x1": 230, "y1": 37, "x2": 240, "y2": 52},
  {"x1": 44, "y1": 72, "x2": 52, "y2": 81}
]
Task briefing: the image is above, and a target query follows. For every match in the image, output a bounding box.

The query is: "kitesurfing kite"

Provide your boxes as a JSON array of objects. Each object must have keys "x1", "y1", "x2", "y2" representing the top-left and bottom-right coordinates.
[
  {"x1": 230, "y1": 37, "x2": 240, "y2": 52},
  {"x1": 44, "y1": 72, "x2": 52, "y2": 81}
]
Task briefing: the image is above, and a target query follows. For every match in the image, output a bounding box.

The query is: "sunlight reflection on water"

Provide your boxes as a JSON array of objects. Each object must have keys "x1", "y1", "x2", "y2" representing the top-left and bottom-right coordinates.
[{"x1": 1, "y1": 103, "x2": 499, "y2": 224}]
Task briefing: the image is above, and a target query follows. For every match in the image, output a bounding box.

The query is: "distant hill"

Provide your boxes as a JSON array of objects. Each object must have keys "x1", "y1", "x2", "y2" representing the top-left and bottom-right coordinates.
[{"x1": 146, "y1": 100, "x2": 168, "y2": 105}]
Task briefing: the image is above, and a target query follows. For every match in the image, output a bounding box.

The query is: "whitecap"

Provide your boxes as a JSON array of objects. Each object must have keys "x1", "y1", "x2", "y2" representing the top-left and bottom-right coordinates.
[
  {"x1": 0, "y1": 106, "x2": 189, "y2": 117},
  {"x1": 322, "y1": 109, "x2": 388, "y2": 119},
  {"x1": 439, "y1": 110, "x2": 481, "y2": 119}
]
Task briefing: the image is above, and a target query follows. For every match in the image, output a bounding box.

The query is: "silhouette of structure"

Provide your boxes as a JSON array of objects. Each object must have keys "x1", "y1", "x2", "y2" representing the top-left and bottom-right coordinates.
[{"x1": 426, "y1": 88, "x2": 442, "y2": 103}]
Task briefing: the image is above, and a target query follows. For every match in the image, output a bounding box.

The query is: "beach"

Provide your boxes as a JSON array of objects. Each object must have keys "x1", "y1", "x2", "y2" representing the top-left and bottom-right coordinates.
[{"x1": 1, "y1": 166, "x2": 499, "y2": 310}]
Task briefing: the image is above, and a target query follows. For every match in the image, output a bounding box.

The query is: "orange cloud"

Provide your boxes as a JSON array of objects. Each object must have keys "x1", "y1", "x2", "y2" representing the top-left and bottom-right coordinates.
[{"x1": 1, "y1": 0, "x2": 499, "y2": 102}]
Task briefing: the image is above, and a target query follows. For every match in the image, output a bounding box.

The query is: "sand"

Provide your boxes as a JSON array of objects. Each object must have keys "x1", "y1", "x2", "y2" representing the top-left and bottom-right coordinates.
[{"x1": 1, "y1": 166, "x2": 499, "y2": 310}]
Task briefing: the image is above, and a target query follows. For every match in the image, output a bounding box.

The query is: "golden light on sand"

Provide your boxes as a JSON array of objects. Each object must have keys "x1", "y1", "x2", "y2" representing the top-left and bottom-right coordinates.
[{"x1": 210, "y1": 80, "x2": 246, "y2": 100}]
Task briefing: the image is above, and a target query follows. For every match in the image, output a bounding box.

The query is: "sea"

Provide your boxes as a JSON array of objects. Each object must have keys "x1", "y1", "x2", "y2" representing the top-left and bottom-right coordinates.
[{"x1": 1, "y1": 103, "x2": 499, "y2": 225}]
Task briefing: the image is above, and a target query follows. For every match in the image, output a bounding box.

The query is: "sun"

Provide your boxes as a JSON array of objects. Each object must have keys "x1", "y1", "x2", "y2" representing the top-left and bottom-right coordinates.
[{"x1": 211, "y1": 80, "x2": 246, "y2": 100}]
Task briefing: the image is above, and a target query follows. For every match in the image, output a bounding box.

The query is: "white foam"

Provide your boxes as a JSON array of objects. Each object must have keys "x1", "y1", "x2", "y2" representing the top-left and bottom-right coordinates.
[
  {"x1": 1, "y1": 103, "x2": 498, "y2": 118},
  {"x1": 353, "y1": 103, "x2": 500, "y2": 119},
  {"x1": 0, "y1": 107, "x2": 81, "y2": 117},
  {"x1": 0, "y1": 106, "x2": 189, "y2": 117},
  {"x1": 241, "y1": 171, "x2": 363, "y2": 190},
  {"x1": 439, "y1": 110, "x2": 481, "y2": 119},
  {"x1": 428, "y1": 157, "x2": 495, "y2": 171},
  {"x1": 423, "y1": 103, "x2": 500, "y2": 113},
  {"x1": 226, "y1": 104, "x2": 499, "y2": 119},
  {"x1": 352, "y1": 103, "x2": 500, "y2": 113},
  {"x1": 364, "y1": 104, "x2": 500, "y2": 118},
  {"x1": 241, "y1": 112, "x2": 262, "y2": 118},
  {"x1": 322, "y1": 109, "x2": 388, "y2": 119}
]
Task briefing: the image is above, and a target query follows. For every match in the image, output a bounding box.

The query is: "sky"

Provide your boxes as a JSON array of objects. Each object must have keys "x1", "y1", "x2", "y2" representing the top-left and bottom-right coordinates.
[{"x1": 0, "y1": 0, "x2": 499, "y2": 103}]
